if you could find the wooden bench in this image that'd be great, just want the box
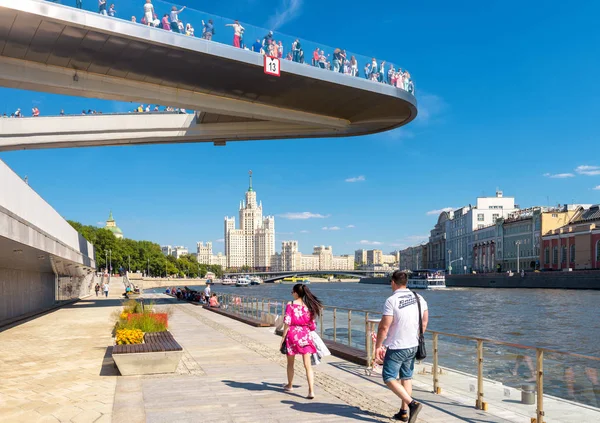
[202,305,273,327]
[112,331,183,354]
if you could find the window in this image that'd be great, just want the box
[570,244,575,263]
[553,247,558,264]
[561,246,567,264]
[478,224,484,229]
[492,213,499,222]
[477,213,484,221]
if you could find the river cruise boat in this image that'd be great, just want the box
[222,277,236,286]
[250,276,263,285]
[235,277,251,287]
[407,270,446,289]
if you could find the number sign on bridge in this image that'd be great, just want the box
[264,56,280,77]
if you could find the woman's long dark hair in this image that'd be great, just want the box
[293,284,322,317]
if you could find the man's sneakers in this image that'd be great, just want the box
[408,400,423,423]
[391,408,408,422]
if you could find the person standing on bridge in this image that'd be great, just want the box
[280,284,322,399]
[143,0,155,27]
[375,270,428,422]
[169,5,186,33]
[98,0,107,16]
[76,0,83,9]
[225,20,244,48]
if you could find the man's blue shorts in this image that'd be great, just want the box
[382,347,418,383]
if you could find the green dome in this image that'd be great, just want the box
[107,226,123,234]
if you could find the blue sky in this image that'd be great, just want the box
[1,0,600,255]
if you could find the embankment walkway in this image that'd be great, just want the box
[1,292,593,422]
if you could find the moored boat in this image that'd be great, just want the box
[407,270,446,289]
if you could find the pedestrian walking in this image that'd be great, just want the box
[280,284,322,399]
[375,270,428,422]
[76,0,83,8]
[94,283,100,297]
[103,283,109,298]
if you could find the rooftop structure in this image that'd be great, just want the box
[104,211,123,239]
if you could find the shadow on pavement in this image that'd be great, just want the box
[280,400,384,422]
[100,345,120,377]
[221,380,305,399]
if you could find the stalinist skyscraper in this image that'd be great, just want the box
[224,171,275,270]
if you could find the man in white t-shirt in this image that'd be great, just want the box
[203,284,211,303]
[375,270,428,423]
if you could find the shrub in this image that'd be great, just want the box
[116,328,144,345]
[119,313,167,333]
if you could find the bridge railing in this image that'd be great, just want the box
[41,0,415,95]
[215,291,600,422]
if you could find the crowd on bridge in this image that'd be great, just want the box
[51,0,415,94]
[2,105,189,118]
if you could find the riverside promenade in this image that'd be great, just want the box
[1,290,594,422]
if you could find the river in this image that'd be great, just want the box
[160,282,600,357]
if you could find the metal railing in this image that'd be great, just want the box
[214,291,600,422]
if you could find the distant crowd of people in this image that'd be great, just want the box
[166,285,220,307]
[2,105,189,118]
[52,0,415,94]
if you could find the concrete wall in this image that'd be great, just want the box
[0,268,55,322]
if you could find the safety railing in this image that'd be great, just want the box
[214,291,600,422]
[41,0,415,94]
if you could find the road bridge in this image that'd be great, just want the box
[225,270,393,283]
[0,0,417,150]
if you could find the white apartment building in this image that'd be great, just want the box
[272,242,353,271]
[197,241,213,264]
[161,245,173,256]
[172,246,188,259]
[223,174,275,270]
[445,191,518,274]
[354,249,367,265]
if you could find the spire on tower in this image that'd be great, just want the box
[248,170,253,192]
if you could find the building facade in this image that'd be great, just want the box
[471,224,497,273]
[105,211,124,239]
[272,242,353,272]
[428,211,450,270]
[366,249,383,265]
[398,244,427,270]
[541,205,600,270]
[446,191,518,274]
[161,245,173,256]
[172,246,188,259]
[354,249,367,266]
[220,173,275,270]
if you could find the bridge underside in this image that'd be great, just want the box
[0,1,417,147]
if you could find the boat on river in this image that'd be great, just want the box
[408,270,446,289]
[282,276,310,284]
[235,276,250,287]
[250,276,263,285]
[222,277,236,286]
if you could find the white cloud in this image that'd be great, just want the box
[543,173,575,179]
[322,226,341,231]
[96,221,104,226]
[345,175,366,183]
[267,0,303,30]
[278,212,329,220]
[299,230,309,233]
[426,207,453,216]
[276,232,295,235]
[215,238,224,243]
[358,240,382,246]
[576,165,600,176]
[593,186,600,191]
[346,224,355,228]
[389,243,406,248]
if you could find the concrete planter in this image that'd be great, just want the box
[112,350,183,376]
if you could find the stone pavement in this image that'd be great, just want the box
[0,279,124,423]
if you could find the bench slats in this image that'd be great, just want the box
[113,331,182,354]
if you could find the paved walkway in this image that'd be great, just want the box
[2,291,597,422]
[0,279,124,422]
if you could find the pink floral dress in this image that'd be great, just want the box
[284,303,316,356]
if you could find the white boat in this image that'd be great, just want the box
[222,278,236,286]
[235,277,250,287]
[250,276,263,285]
[407,270,446,289]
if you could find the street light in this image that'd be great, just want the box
[147,258,150,277]
[105,250,108,274]
[515,240,521,273]
[449,257,463,274]
[447,249,452,274]
[109,249,112,276]
[128,255,131,273]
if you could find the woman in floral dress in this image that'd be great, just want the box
[281,284,322,399]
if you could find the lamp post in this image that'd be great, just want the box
[105,250,108,274]
[109,249,112,275]
[128,255,131,273]
[448,249,452,275]
[147,258,150,277]
[516,240,521,273]
[450,257,463,272]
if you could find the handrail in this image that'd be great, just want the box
[216,291,600,362]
